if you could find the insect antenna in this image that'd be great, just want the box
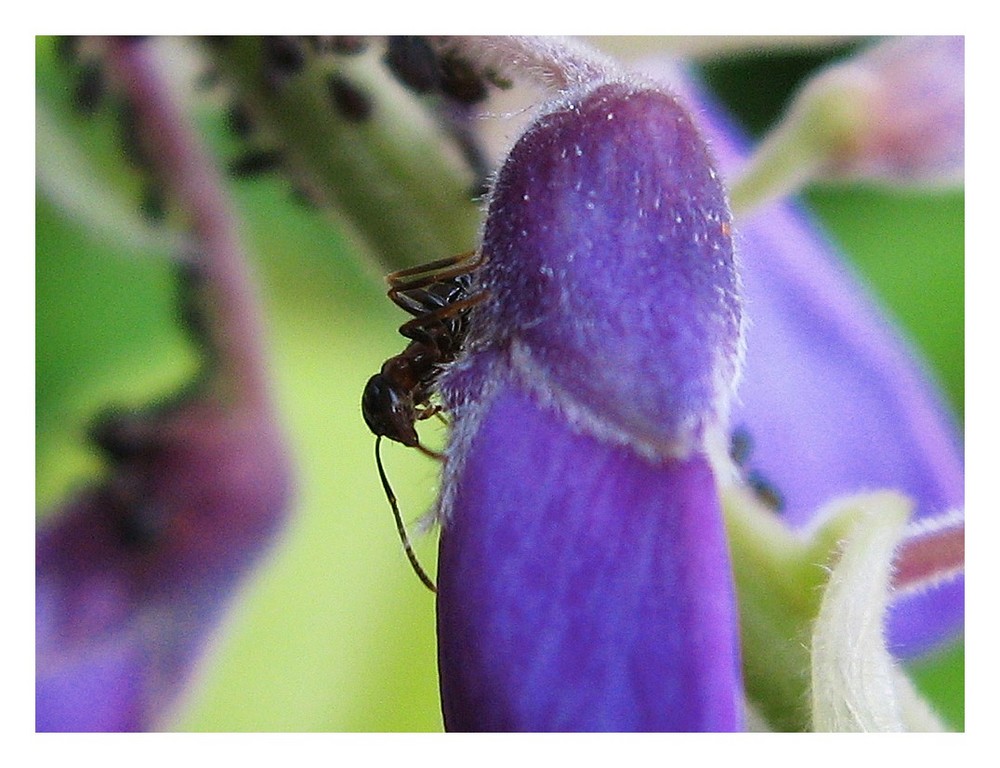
[374,435,438,593]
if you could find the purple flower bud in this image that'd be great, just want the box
[436,81,744,731]
[36,397,292,731]
[458,81,742,457]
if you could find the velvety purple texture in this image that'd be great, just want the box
[473,81,740,452]
[36,399,291,731]
[435,81,744,731]
[437,385,742,732]
[663,74,964,658]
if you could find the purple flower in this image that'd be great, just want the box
[435,80,745,731]
[431,44,963,731]
[37,35,962,732]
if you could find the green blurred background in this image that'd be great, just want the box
[35,37,964,731]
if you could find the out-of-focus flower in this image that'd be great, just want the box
[36,39,293,731]
[36,390,291,731]
[729,36,964,212]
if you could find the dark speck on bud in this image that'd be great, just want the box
[262,36,306,77]
[747,471,785,512]
[728,426,754,467]
[139,182,166,222]
[225,102,256,139]
[72,63,105,116]
[728,426,785,512]
[89,407,162,463]
[55,35,81,65]
[326,74,373,122]
[115,100,148,170]
[383,36,439,93]
[439,53,489,105]
[174,261,212,352]
[228,148,284,179]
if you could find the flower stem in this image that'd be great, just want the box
[207,37,481,273]
[103,38,277,411]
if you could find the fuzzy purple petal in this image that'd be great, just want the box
[437,384,742,731]
[470,81,740,455]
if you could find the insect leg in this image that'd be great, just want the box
[385,249,476,286]
[396,291,490,344]
[387,250,485,295]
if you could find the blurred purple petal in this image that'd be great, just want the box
[655,68,964,658]
[437,383,742,731]
[731,203,964,530]
[36,398,292,731]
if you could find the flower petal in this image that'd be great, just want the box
[651,68,964,658]
[437,383,743,731]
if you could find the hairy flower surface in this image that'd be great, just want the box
[435,80,744,731]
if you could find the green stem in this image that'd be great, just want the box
[210,38,481,272]
[728,131,823,215]
[728,72,869,215]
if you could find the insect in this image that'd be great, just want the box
[362,250,488,593]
